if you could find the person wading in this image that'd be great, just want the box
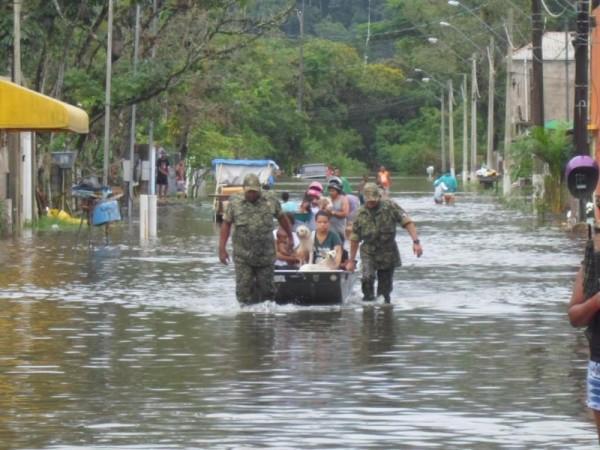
[346,182,423,303]
[219,173,293,304]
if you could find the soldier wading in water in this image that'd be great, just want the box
[219,173,293,305]
[346,182,423,303]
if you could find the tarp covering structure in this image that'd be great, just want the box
[0,79,89,133]
[212,159,279,186]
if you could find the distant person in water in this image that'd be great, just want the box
[377,166,391,197]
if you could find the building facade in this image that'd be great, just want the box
[510,31,575,132]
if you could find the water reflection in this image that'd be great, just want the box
[0,182,597,448]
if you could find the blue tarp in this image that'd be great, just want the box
[211,159,279,169]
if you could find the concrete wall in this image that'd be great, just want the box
[511,59,574,128]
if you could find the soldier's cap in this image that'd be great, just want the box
[363,182,381,201]
[243,173,261,192]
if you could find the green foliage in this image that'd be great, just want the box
[2,0,539,180]
[509,126,573,212]
[374,108,441,174]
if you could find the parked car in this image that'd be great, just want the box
[295,163,328,180]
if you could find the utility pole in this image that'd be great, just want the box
[486,37,495,170]
[565,18,570,121]
[103,0,114,186]
[531,0,544,127]
[149,0,157,197]
[441,92,446,173]
[448,79,455,177]
[296,0,305,113]
[574,0,589,154]
[9,0,22,230]
[128,4,141,221]
[470,54,478,181]
[503,9,514,196]
[145,0,159,240]
[573,0,590,221]
[363,0,371,69]
[462,74,469,183]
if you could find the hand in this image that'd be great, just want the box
[413,242,423,258]
[346,260,355,272]
[219,248,230,265]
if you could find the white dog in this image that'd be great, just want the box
[295,224,313,264]
[298,249,338,272]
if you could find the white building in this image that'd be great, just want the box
[510,31,574,131]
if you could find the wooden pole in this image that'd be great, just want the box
[441,92,446,173]
[296,0,305,113]
[470,54,478,180]
[448,79,455,177]
[462,74,469,183]
[574,0,589,154]
[486,37,495,169]
[531,0,545,127]
[503,9,514,196]
[128,4,141,220]
[103,0,114,186]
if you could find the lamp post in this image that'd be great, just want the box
[427,36,471,64]
[415,69,450,173]
[439,21,483,53]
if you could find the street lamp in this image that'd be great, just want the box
[439,21,484,54]
[427,35,470,63]
[448,0,507,45]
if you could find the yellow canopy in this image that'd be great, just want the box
[0,79,89,133]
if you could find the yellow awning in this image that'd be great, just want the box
[0,79,89,133]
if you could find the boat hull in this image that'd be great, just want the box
[273,270,358,305]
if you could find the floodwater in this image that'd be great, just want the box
[0,177,595,449]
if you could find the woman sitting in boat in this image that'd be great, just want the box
[312,210,343,268]
[273,214,302,269]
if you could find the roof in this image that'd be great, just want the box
[211,159,279,169]
[512,31,574,62]
[0,79,89,133]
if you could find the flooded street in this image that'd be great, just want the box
[0,178,595,449]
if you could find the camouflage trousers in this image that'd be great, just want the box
[361,255,394,301]
[234,261,274,305]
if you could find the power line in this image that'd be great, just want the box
[540,0,569,17]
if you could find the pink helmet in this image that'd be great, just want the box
[308,181,323,192]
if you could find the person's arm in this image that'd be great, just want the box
[346,240,359,272]
[334,244,343,267]
[404,222,423,258]
[332,196,350,219]
[219,221,232,264]
[277,213,294,244]
[393,202,422,258]
[276,241,299,263]
[568,267,600,327]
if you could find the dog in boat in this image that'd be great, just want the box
[295,225,313,264]
[298,249,338,272]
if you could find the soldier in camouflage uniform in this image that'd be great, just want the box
[346,182,423,303]
[219,173,293,305]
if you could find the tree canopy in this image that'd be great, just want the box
[1,0,561,176]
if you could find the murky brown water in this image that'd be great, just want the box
[0,177,595,449]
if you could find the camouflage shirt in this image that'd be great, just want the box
[350,199,412,269]
[223,193,282,266]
